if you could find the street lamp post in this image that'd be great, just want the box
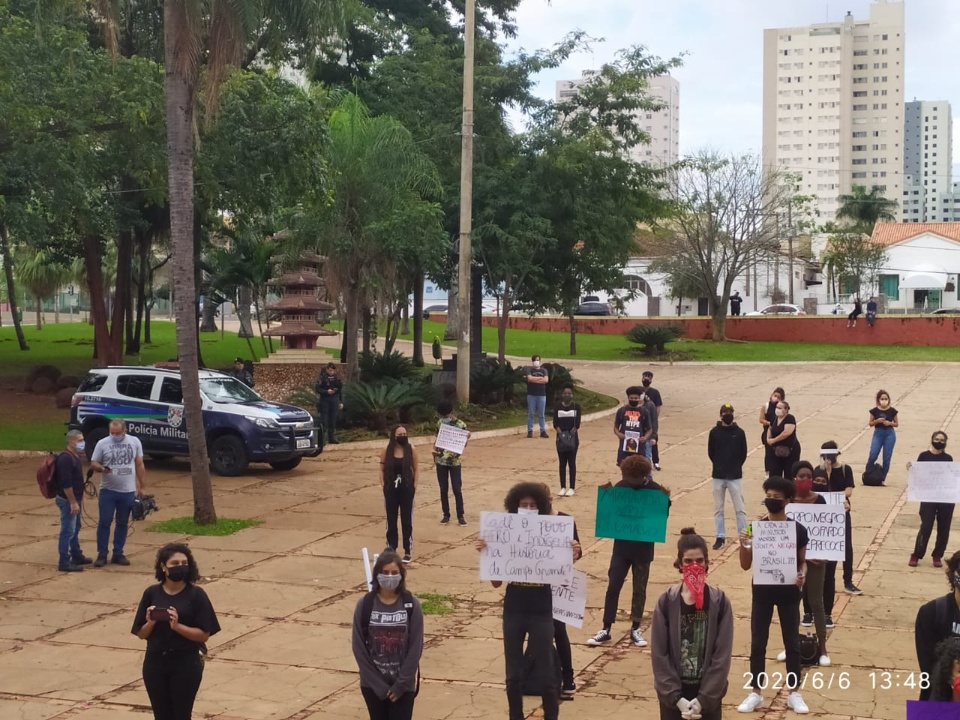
[456,0,476,404]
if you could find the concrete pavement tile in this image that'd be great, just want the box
[295,533,447,560]
[419,636,504,684]
[291,590,365,624]
[183,528,326,553]
[0,538,67,565]
[191,494,309,518]
[179,549,274,578]
[0,643,141,700]
[0,561,61,593]
[0,598,117,641]
[0,699,72,720]
[8,565,147,604]
[231,554,361,589]
[299,684,508,720]
[427,543,483,569]
[201,577,339,617]
[825,626,916,670]
[0,514,62,537]
[216,622,354,671]
[0,494,51,514]
[66,707,155,720]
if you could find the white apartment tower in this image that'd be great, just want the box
[903,101,956,222]
[556,72,680,166]
[762,0,905,221]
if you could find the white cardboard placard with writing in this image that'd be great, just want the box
[786,503,845,561]
[479,511,573,584]
[435,423,469,455]
[552,569,587,628]
[907,462,960,503]
[752,520,798,586]
[821,491,846,507]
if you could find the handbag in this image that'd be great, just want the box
[556,430,578,453]
[799,633,820,666]
[773,443,792,458]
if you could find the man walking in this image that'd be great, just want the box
[90,420,146,567]
[707,403,748,550]
[55,430,92,572]
[525,354,549,438]
[315,362,344,445]
[641,371,663,470]
[228,357,254,387]
[730,291,742,317]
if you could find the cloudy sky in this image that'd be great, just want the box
[505,0,960,164]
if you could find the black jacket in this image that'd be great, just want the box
[708,422,748,480]
[316,373,343,402]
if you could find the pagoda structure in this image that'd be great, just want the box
[263,253,336,350]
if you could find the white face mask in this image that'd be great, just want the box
[775,409,785,418]
[532,361,541,369]
[518,507,539,515]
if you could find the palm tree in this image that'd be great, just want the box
[835,185,899,231]
[15,250,69,330]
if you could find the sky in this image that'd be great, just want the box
[505,0,960,166]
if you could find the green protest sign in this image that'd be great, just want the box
[595,486,669,543]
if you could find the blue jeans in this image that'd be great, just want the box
[97,488,136,558]
[712,478,747,538]
[56,495,83,566]
[867,427,896,479]
[527,395,547,433]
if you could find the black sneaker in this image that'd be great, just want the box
[844,583,863,595]
[587,628,612,646]
[58,563,83,572]
[712,537,725,550]
[111,555,130,566]
[458,517,467,526]
[93,555,107,568]
[440,515,451,524]
[561,681,577,699]
[71,555,93,565]
[825,615,835,629]
[402,554,412,564]
[801,613,813,627]
[540,431,549,439]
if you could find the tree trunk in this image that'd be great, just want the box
[82,235,117,365]
[709,302,726,342]
[400,303,409,336]
[361,305,372,355]
[0,224,28,350]
[237,285,254,337]
[200,300,217,332]
[130,230,148,354]
[34,294,42,330]
[497,281,511,364]
[345,284,361,381]
[111,227,133,361]
[444,270,458,340]
[568,313,577,355]
[412,269,424,366]
[384,304,401,353]
[164,4,216,525]
[254,297,269,354]
[54,293,60,324]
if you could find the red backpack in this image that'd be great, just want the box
[37,452,61,499]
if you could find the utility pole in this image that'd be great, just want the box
[456,0,476,404]
[786,202,795,304]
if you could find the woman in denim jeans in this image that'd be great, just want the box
[866,389,898,481]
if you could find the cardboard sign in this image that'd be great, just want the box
[752,520,798,586]
[552,569,587,628]
[907,462,960,503]
[595,486,669,543]
[479,511,573,583]
[786,504,845,561]
[622,431,642,454]
[435,423,469,455]
[820,492,846,507]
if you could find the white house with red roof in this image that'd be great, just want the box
[869,223,960,312]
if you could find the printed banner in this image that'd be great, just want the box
[595,486,669,543]
[478,511,573,583]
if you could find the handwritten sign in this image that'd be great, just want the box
[752,520,798,586]
[786,504,845,561]
[479,511,573,583]
[907,700,960,720]
[907,462,960,503]
[820,492,846,507]
[595,486,669,543]
[435,423,469,455]
[552,569,587,628]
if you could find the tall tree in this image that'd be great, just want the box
[836,184,899,231]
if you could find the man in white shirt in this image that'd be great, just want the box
[90,420,146,567]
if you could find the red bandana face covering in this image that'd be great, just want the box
[953,675,960,701]
[682,563,707,609]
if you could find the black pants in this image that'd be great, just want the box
[384,483,415,554]
[914,502,956,559]
[503,612,559,720]
[651,441,660,465]
[750,585,802,690]
[602,553,650,627]
[553,619,573,686]
[436,465,464,519]
[318,397,339,443]
[558,449,578,490]
[360,685,416,720]
[767,442,800,479]
[142,651,204,720]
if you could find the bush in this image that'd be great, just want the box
[344,379,434,431]
[625,324,684,355]
[470,358,523,405]
[359,350,420,383]
[543,362,580,402]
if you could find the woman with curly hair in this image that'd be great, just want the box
[132,543,220,720]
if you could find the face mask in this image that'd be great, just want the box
[763,498,785,514]
[879,399,890,408]
[518,507,539,515]
[681,563,707,610]
[377,573,401,590]
[532,361,541,369]
[110,434,124,443]
[721,414,734,425]
[642,379,652,386]
[775,409,785,418]
[795,479,813,495]
[75,441,86,452]
[953,675,960,699]
[628,400,640,407]
[933,440,947,451]
[395,436,408,446]
[561,395,573,403]
[166,564,190,583]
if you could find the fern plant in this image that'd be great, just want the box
[625,324,683,355]
[470,359,523,405]
[344,379,432,431]
[359,350,420,383]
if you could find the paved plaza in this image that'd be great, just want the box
[1,360,957,720]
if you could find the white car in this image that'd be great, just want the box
[746,304,807,316]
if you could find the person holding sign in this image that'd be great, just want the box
[587,455,669,649]
[865,389,899,483]
[915,549,960,700]
[475,482,561,720]
[380,426,419,564]
[552,384,582,497]
[433,400,470,526]
[614,387,653,467]
[651,528,734,720]
[815,441,860,599]
[910,431,954,568]
[737,477,810,715]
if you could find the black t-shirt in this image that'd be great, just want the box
[132,583,221,656]
[814,464,855,494]
[643,386,663,408]
[918,451,954,463]
[870,407,898,423]
[504,583,552,616]
[615,405,649,435]
[55,451,84,500]
[525,367,548,397]
[680,592,711,684]
[770,414,797,442]
[552,403,582,432]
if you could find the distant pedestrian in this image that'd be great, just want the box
[642,371,664,470]
[91,420,146,567]
[915,549,960,700]
[614,387,653,467]
[315,363,343,445]
[227,358,254,388]
[910,431,954,568]
[433,400,469,526]
[759,387,786,479]
[866,297,878,327]
[765,399,800,480]
[866,389,898,482]
[380,426,418,564]
[707,403,748,550]
[525,355,550,439]
[54,430,92,572]
[847,296,862,327]
[730,291,742,317]
[552,383,582,497]
[352,549,424,720]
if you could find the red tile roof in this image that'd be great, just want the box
[870,222,960,247]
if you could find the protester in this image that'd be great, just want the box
[588,455,669,649]
[227,357,254,387]
[640,388,660,464]
[132,543,220,720]
[352,549,424,720]
[929,636,960,701]
[813,440,859,612]
[730,291,742,317]
[433,400,469,525]
[525,355,550,438]
[614,387,653,467]
[551,384,582,497]
[315,362,344,445]
[380,426,418,564]
[707,403,748,550]
[759,388,786,479]
[476,482,560,720]
[642,371,664,470]
[866,389,898,483]
[651,528,734,720]
[54,430,92,572]
[90,419,146,567]
[910,431,954,568]
[915,549,960,700]
[847,296,862,328]
[737,476,810,714]
[765,399,801,480]
[865,297,878,327]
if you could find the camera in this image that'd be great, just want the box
[132,494,159,521]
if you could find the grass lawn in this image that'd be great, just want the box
[148,517,263,536]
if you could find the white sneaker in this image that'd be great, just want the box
[787,692,809,714]
[737,692,763,713]
[819,654,831,667]
[566,488,575,497]
[776,649,787,661]
[558,488,569,497]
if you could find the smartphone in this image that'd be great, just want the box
[151,607,171,622]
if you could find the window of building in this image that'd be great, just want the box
[852,145,867,151]
[853,104,867,111]
[853,159,867,165]
[879,275,899,300]
[854,49,867,56]
[852,77,867,84]
[852,131,867,138]
[853,172,867,178]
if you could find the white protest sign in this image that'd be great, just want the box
[752,520,798,586]
[907,462,960,503]
[362,547,373,591]
[479,511,574,583]
[622,431,642,454]
[552,569,587,628]
[786,503,846,561]
[821,492,846,507]
[436,423,469,455]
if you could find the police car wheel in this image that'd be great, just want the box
[209,435,248,476]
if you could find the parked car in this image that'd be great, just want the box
[577,296,612,316]
[423,304,448,319]
[69,366,321,476]
[930,307,960,315]
[746,304,807,316]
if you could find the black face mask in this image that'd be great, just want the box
[396,436,408,446]
[721,414,734,425]
[763,498,785,514]
[628,400,640,407]
[933,441,947,451]
[167,564,190,583]
[642,379,652,386]
[561,396,573,404]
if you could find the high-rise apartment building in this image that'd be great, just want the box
[762,0,905,221]
[903,101,957,222]
[555,72,680,166]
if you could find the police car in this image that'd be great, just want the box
[69,366,321,476]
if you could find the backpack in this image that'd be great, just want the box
[862,462,886,486]
[798,632,819,666]
[37,452,62,499]
[359,590,421,696]
[521,643,562,696]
